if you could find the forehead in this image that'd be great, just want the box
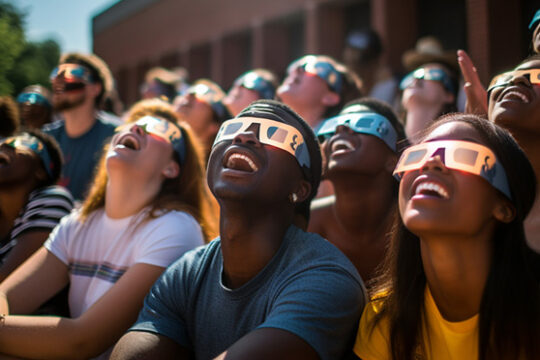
[515,59,540,71]
[424,121,484,144]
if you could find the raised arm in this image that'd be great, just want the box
[457,49,488,116]
[0,259,166,359]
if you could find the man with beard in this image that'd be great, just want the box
[44,52,120,201]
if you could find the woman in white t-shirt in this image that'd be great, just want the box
[0,99,217,359]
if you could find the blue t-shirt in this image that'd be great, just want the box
[43,112,120,200]
[130,225,367,360]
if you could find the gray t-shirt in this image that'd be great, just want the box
[130,225,367,360]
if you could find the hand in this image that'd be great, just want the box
[457,50,488,116]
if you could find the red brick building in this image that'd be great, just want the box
[93,0,537,107]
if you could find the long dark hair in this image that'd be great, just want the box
[369,113,540,360]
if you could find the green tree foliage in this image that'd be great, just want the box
[0,1,60,96]
[0,1,24,95]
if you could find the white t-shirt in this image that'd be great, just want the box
[45,208,204,318]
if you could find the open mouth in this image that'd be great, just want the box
[501,89,530,104]
[224,151,259,172]
[115,134,140,151]
[331,139,355,154]
[414,181,449,199]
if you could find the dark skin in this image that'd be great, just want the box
[488,59,540,252]
[309,124,397,284]
[111,122,319,360]
[0,144,49,282]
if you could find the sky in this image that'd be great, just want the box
[14,0,122,53]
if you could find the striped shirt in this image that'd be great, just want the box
[0,185,74,264]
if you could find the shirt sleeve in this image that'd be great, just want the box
[134,211,204,268]
[43,212,77,265]
[353,300,391,360]
[129,248,203,348]
[12,186,74,237]
[258,266,366,360]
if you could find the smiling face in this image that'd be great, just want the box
[398,121,508,238]
[207,120,306,206]
[488,59,540,135]
[107,118,179,183]
[322,125,395,179]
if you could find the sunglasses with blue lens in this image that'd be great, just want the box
[16,92,51,108]
[3,134,54,179]
[400,68,455,94]
[289,56,343,94]
[317,111,398,152]
[50,64,95,83]
[235,72,276,100]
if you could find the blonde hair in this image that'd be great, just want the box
[80,99,218,242]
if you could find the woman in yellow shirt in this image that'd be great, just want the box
[354,113,540,360]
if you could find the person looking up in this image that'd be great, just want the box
[0,99,212,359]
[44,52,121,201]
[309,98,406,284]
[400,37,459,144]
[278,54,362,131]
[0,129,73,282]
[174,79,231,158]
[354,114,539,360]
[16,85,53,130]
[223,68,278,116]
[140,67,181,103]
[487,54,540,254]
[111,99,366,360]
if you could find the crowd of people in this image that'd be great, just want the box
[0,8,538,360]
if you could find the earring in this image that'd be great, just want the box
[289,193,298,203]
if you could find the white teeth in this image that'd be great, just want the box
[504,91,530,103]
[331,139,354,153]
[227,153,258,172]
[415,182,449,199]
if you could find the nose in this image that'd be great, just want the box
[232,124,261,147]
[335,124,353,134]
[131,124,145,136]
[510,73,532,87]
[420,154,448,173]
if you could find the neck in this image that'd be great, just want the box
[420,231,492,321]
[290,103,325,129]
[405,105,441,144]
[218,201,293,289]
[0,185,35,238]
[331,172,395,235]
[104,172,161,219]
[513,131,540,252]
[62,102,97,138]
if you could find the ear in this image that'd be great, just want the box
[321,91,340,107]
[493,200,516,224]
[292,179,312,203]
[162,160,180,179]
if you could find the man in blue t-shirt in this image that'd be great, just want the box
[44,52,120,201]
[111,100,367,360]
